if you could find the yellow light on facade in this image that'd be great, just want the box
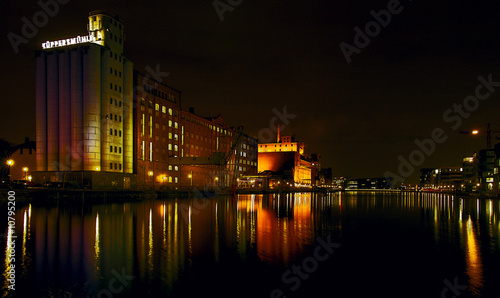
[148,171,154,176]
[188,174,192,178]
[95,166,100,171]
[27,176,32,181]
[6,159,14,166]
[23,167,28,172]
[472,130,479,135]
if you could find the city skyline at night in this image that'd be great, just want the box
[2,1,500,184]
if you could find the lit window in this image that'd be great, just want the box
[149,116,153,138]
[169,120,172,127]
[169,108,172,115]
[169,176,172,183]
[150,142,153,161]
[155,103,159,111]
[141,141,145,161]
[174,122,178,129]
[162,106,166,113]
[175,177,178,183]
[141,114,145,136]
[168,144,172,150]
[174,166,178,171]
[174,145,178,151]
[169,133,172,139]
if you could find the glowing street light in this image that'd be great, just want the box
[471,130,479,135]
[188,171,193,187]
[23,167,28,180]
[6,159,14,181]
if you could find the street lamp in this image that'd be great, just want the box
[148,171,154,189]
[188,170,193,187]
[23,167,28,180]
[460,123,500,149]
[6,159,14,181]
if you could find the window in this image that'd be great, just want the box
[168,165,173,171]
[110,83,113,89]
[168,144,172,150]
[141,114,145,136]
[119,86,121,93]
[169,133,172,139]
[149,116,153,137]
[110,67,113,74]
[174,122,178,129]
[162,106,166,113]
[119,147,122,153]
[174,134,178,141]
[174,166,178,171]
[174,177,178,184]
[169,176,172,183]
[115,99,117,106]
[168,108,172,115]
[119,116,121,122]
[155,103,159,111]
[110,51,113,58]
[110,146,113,153]
[141,141,145,161]
[149,142,153,162]
[115,115,117,121]
[110,113,113,120]
[110,98,113,104]
[119,71,121,78]
[110,128,113,135]
[114,163,117,169]
[119,164,121,170]
[114,69,117,76]
[114,129,117,136]
[119,130,122,137]
[174,145,178,152]
[119,101,122,107]
[110,163,113,170]
[114,85,117,91]
[169,120,172,127]
[114,146,117,153]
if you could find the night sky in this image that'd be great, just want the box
[1,0,500,184]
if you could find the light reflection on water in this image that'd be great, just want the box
[2,192,500,297]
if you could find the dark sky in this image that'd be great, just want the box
[1,0,500,184]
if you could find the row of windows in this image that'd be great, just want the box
[110,98,122,107]
[109,113,121,122]
[109,51,122,62]
[109,67,122,78]
[182,115,233,136]
[110,83,122,93]
[142,99,175,116]
[110,163,122,170]
[108,32,122,44]
[110,146,122,154]
[110,129,122,137]
[143,85,177,103]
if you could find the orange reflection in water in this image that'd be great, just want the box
[256,194,313,265]
[465,216,484,295]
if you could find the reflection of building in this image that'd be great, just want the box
[257,127,319,187]
[33,11,136,189]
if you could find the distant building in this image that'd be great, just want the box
[419,168,435,189]
[346,177,390,189]
[257,128,319,187]
[461,156,478,192]
[477,149,495,192]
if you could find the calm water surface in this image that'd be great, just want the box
[2,192,500,297]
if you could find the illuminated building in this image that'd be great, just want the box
[461,157,478,192]
[33,11,135,189]
[134,71,182,189]
[257,127,318,187]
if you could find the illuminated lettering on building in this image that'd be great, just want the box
[41,34,98,49]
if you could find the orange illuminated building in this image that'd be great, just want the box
[258,128,320,186]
